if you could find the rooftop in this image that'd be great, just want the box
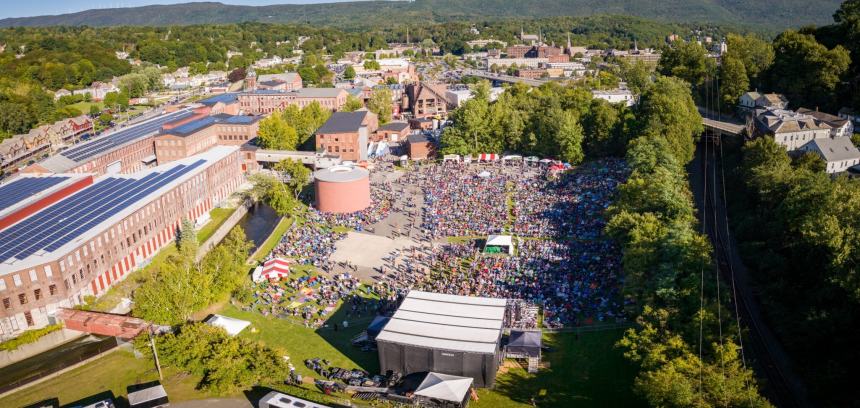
[198,93,239,106]
[40,108,195,172]
[313,165,369,183]
[0,174,91,219]
[809,137,860,162]
[375,290,506,354]
[0,146,239,274]
[161,114,260,137]
[316,111,369,134]
[379,121,410,132]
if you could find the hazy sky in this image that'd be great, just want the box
[0,1,367,19]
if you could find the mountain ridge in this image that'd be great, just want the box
[0,0,843,30]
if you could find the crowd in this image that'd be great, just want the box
[254,157,628,329]
[246,272,367,328]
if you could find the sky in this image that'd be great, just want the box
[0,0,368,19]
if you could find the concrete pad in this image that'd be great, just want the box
[329,231,419,281]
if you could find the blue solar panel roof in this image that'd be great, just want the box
[0,177,69,213]
[60,110,194,163]
[199,93,238,106]
[0,160,206,263]
[170,117,217,136]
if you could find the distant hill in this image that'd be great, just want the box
[0,0,844,30]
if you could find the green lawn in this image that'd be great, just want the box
[197,207,237,244]
[0,349,209,408]
[218,302,379,378]
[475,330,644,408]
[68,101,105,114]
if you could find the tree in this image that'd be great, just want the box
[363,60,381,70]
[273,158,311,199]
[768,30,850,110]
[342,94,363,112]
[343,65,356,80]
[554,109,585,164]
[724,33,774,87]
[636,76,704,164]
[98,112,113,126]
[367,88,393,124]
[257,114,298,150]
[583,99,621,157]
[227,67,246,83]
[657,41,714,87]
[619,59,653,95]
[88,104,101,116]
[719,55,749,109]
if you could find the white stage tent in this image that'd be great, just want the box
[485,234,514,255]
[414,372,474,404]
[205,314,251,336]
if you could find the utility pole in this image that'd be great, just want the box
[149,326,163,380]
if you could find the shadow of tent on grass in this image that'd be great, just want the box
[311,300,381,374]
[490,330,646,408]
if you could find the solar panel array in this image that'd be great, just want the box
[60,110,194,163]
[0,177,70,212]
[171,117,216,136]
[0,160,206,263]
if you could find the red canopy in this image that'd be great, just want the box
[261,258,290,280]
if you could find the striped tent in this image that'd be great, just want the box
[253,258,291,282]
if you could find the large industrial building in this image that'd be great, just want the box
[375,290,507,387]
[0,146,243,337]
[313,165,370,214]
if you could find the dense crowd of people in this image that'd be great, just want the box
[255,158,628,329]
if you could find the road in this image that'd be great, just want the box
[690,136,811,407]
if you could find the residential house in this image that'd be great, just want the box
[592,89,635,107]
[797,108,854,138]
[755,109,831,151]
[72,82,118,102]
[315,110,379,161]
[403,83,451,118]
[838,107,860,130]
[53,89,72,101]
[800,136,860,174]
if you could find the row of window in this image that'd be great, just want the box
[2,285,58,310]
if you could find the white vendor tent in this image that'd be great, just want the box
[205,314,251,336]
[477,170,491,179]
[443,154,461,162]
[253,258,291,282]
[485,235,514,255]
[414,372,474,404]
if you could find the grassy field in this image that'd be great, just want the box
[197,207,237,243]
[68,101,104,114]
[250,216,293,262]
[475,329,644,408]
[0,349,210,408]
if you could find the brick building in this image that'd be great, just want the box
[154,114,261,165]
[238,88,348,115]
[315,110,379,161]
[374,122,411,142]
[0,146,244,337]
[407,133,435,160]
[403,83,450,119]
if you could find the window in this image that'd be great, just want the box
[0,279,5,291]
[2,298,9,309]
[29,270,37,282]
[13,275,21,287]
[18,293,27,305]
[34,289,42,301]
[45,265,53,278]
[49,285,57,296]
[24,312,33,327]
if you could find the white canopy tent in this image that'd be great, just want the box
[477,170,491,179]
[443,154,461,162]
[485,234,514,255]
[502,155,523,164]
[205,314,251,336]
[414,372,474,404]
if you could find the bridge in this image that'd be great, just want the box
[254,149,341,169]
[699,107,746,137]
[462,69,550,87]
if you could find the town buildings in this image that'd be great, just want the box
[0,146,244,337]
[755,108,832,151]
[800,137,860,174]
[797,108,855,138]
[154,114,261,165]
[592,89,636,107]
[237,88,349,115]
[0,116,93,173]
[315,110,379,161]
[403,83,451,118]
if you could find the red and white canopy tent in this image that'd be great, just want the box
[253,258,291,282]
[478,153,499,162]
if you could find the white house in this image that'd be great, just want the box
[801,137,860,174]
[739,91,762,110]
[755,109,832,151]
[592,89,635,107]
[797,108,855,139]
